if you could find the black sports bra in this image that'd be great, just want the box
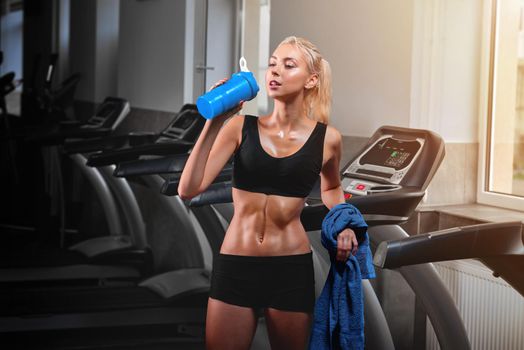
[232,115,327,198]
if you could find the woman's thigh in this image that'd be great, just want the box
[206,297,258,350]
[264,308,312,350]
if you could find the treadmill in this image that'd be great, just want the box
[77,125,524,350]
[373,221,524,349]
[374,221,524,296]
[146,124,454,349]
[64,104,213,274]
[1,103,217,292]
[78,103,202,167]
[155,124,523,350]
[306,126,521,349]
[4,123,506,350]
[185,125,491,350]
[0,106,225,349]
[0,98,148,285]
[6,96,133,249]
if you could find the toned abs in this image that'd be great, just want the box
[220,188,311,256]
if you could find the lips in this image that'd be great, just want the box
[269,80,281,86]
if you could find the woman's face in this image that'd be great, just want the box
[265,43,316,100]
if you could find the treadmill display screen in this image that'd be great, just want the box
[98,103,115,118]
[360,138,421,170]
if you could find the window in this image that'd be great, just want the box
[479,0,524,210]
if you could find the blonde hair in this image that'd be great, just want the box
[278,36,332,124]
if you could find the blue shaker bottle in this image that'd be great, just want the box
[196,57,259,119]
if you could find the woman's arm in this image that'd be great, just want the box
[177,108,243,200]
[320,126,358,261]
[320,126,346,208]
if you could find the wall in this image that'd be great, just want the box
[206,0,236,88]
[410,0,482,143]
[270,0,482,143]
[69,0,119,109]
[270,0,484,205]
[94,0,119,103]
[270,0,414,137]
[410,0,483,205]
[117,0,186,112]
[69,0,96,102]
[57,0,70,86]
[183,0,195,105]
[19,0,58,119]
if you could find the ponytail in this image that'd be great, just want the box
[307,58,332,124]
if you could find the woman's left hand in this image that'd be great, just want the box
[336,228,358,262]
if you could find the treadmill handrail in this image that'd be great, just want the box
[368,225,471,350]
[25,125,113,144]
[63,131,158,155]
[301,189,426,231]
[373,221,524,269]
[178,179,425,230]
[182,181,233,206]
[114,154,189,177]
[373,221,524,297]
[161,166,233,197]
[63,134,138,154]
[86,140,194,167]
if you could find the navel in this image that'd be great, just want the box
[257,232,265,244]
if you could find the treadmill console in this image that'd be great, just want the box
[342,135,425,196]
[81,97,130,131]
[157,106,204,143]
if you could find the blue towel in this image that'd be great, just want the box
[309,203,376,350]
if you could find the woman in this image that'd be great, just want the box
[178,36,358,350]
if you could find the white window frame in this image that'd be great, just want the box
[477,0,524,211]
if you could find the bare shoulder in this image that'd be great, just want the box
[223,114,245,128]
[324,125,342,151]
[321,125,342,167]
[217,114,245,146]
[220,114,245,134]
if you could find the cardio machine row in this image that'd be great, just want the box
[2,95,523,350]
[1,99,231,348]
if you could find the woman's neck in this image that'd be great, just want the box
[269,98,308,127]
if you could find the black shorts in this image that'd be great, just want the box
[209,252,315,313]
